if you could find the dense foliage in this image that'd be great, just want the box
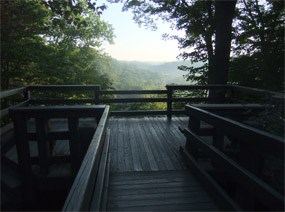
[1,0,114,89]
[230,0,284,91]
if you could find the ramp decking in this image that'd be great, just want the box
[108,170,219,211]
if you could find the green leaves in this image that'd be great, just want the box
[1,0,114,89]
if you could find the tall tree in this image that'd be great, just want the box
[213,0,237,84]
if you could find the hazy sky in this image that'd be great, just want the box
[98,1,182,62]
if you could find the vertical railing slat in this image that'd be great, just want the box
[68,117,80,176]
[13,115,35,203]
[94,85,101,104]
[35,118,50,176]
[166,86,173,119]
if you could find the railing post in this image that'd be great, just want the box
[166,85,173,119]
[68,117,80,177]
[36,118,50,177]
[94,85,101,104]
[187,116,200,160]
[12,114,35,204]
[23,87,31,101]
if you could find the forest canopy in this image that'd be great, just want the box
[1,0,284,92]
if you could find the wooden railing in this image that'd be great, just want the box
[1,84,282,158]
[1,84,283,210]
[62,105,110,211]
[180,105,284,211]
[1,84,282,121]
[9,105,109,206]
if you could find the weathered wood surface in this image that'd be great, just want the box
[62,105,109,211]
[0,87,28,99]
[4,119,71,177]
[109,116,188,172]
[182,105,285,211]
[107,170,220,211]
[185,105,284,156]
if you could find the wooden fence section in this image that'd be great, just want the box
[1,84,282,120]
[1,84,282,158]
[180,105,284,211]
[62,105,110,211]
[9,105,108,207]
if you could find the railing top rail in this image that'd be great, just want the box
[62,105,109,211]
[9,105,106,118]
[100,90,167,95]
[28,85,101,91]
[185,105,284,147]
[230,85,284,98]
[166,84,232,90]
[0,87,28,99]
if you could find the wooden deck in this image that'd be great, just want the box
[109,116,188,172]
[105,116,220,211]
[108,170,219,211]
[3,116,221,211]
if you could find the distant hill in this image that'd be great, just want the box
[106,59,202,89]
[121,60,195,75]
[119,60,203,85]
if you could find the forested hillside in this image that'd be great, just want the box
[111,60,190,88]
[108,60,165,90]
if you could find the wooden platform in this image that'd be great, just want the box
[107,170,219,211]
[3,116,222,211]
[104,116,221,211]
[108,116,188,172]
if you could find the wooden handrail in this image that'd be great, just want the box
[27,85,101,91]
[10,105,109,206]
[181,128,284,211]
[185,105,284,154]
[230,85,284,98]
[182,105,284,210]
[1,84,282,122]
[166,84,231,90]
[0,87,28,99]
[100,90,167,95]
[62,106,110,211]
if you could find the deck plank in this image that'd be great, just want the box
[107,170,219,211]
[126,118,143,171]
[109,116,188,172]
[123,118,134,172]
[136,118,159,171]
[144,117,174,170]
[131,118,151,171]
[117,118,126,172]
[151,117,187,169]
[140,118,168,170]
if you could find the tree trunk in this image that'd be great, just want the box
[209,0,237,101]
[205,0,215,85]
